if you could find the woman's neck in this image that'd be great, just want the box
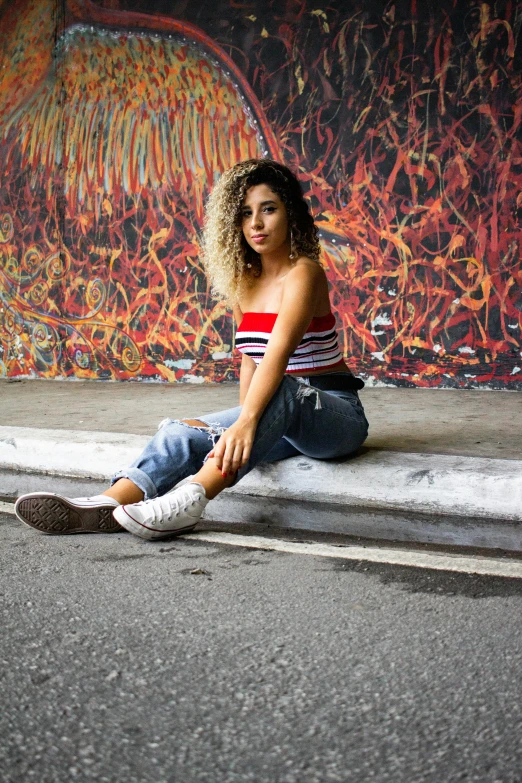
[259,250,294,281]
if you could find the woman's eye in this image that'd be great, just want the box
[263,207,275,213]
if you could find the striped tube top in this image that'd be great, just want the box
[235,312,343,373]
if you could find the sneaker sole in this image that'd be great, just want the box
[112,505,197,541]
[14,493,121,534]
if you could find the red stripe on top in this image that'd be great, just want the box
[238,312,336,332]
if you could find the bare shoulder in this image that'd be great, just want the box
[286,256,325,283]
[236,274,257,313]
[283,257,328,296]
[282,257,330,315]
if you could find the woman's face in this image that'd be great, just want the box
[241,183,289,256]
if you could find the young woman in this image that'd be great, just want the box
[15,159,368,540]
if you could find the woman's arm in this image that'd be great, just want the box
[232,304,257,403]
[212,263,322,476]
[239,262,321,424]
[239,353,257,404]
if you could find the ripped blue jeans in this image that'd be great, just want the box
[111,373,369,499]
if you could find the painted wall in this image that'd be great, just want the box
[1,0,521,387]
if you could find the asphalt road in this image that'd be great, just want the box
[1,511,521,783]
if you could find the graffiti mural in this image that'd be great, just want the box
[1,0,521,387]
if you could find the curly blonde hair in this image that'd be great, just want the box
[201,159,321,304]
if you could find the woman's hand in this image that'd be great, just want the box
[208,417,257,477]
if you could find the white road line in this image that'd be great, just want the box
[182,532,522,579]
[2,501,521,578]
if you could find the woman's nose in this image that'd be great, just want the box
[251,212,263,228]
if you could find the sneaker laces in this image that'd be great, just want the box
[141,486,202,525]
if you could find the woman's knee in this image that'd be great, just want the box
[147,418,212,459]
[155,418,230,455]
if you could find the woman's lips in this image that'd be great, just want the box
[252,235,268,244]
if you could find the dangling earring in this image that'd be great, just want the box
[246,263,252,268]
[289,229,296,260]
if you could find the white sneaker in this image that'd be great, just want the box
[112,482,208,540]
[14,492,121,534]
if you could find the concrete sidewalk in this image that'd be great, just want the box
[1,379,522,552]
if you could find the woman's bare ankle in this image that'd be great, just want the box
[102,479,144,505]
[192,458,235,500]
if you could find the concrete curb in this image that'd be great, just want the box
[1,425,521,551]
[0,426,149,481]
